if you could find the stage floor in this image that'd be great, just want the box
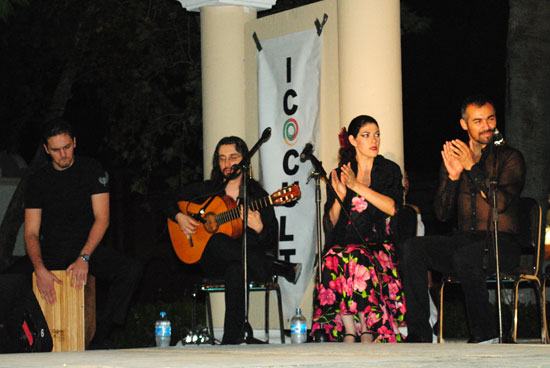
[1,341,549,368]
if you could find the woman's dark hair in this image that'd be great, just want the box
[338,115,379,166]
[210,136,249,182]
[42,118,74,145]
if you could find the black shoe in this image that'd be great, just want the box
[272,260,302,284]
[404,333,431,343]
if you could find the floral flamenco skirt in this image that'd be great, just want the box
[311,242,406,343]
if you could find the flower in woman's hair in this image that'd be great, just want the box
[338,128,352,150]
[351,196,368,213]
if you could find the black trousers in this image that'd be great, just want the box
[7,246,142,327]
[398,231,520,341]
[200,233,270,344]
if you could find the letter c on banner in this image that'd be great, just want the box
[283,149,299,175]
[283,89,298,115]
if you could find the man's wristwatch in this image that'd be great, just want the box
[79,254,90,262]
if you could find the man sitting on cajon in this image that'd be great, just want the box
[10,118,142,349]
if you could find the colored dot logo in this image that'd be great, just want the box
[283,118,299,146]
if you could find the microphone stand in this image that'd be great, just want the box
[306,169,323,283]
[489,142,503,343]
[232,129,271,344]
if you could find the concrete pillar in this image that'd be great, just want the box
[178,0,276,178]
[337,0,404,168]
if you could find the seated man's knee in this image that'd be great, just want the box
[399,237,418,262]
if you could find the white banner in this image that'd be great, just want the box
[257,28,322,320]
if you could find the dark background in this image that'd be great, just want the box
[0,0,519,344]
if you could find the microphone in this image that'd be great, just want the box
[492,128,504,146]
[300,143,314,162]
[260,127,272,143]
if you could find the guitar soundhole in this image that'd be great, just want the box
[203,213,218,234]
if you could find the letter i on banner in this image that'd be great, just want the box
[257,28,322,319]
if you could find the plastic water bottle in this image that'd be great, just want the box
[290,308,307,344]
[155,311,171,347]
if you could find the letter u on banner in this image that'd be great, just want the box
[257,28,322,320]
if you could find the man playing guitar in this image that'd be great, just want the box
[164,136,301,345]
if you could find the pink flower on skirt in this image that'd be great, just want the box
[342,277,354,296]
[376,251,392,271]
[351,196,368,213]
[349,301,358,314]
[368,290,380,306]
[319,285,336,306]
[367,312,380,327]
[388,281,399,300]
[324,255,339,272]
[313,308,322,319]
[353,264,370,292]
[369,268,379,285]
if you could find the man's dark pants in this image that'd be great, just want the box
[399,232,520,341]
[200,233,270,344]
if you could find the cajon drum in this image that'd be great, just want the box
[32,270,96,352]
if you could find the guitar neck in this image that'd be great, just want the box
[222,195,274,224]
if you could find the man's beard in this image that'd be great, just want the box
[223,166,241,180]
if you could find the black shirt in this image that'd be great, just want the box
[434,144,525,234]
[25,156,109,256]
[323,155,404,250]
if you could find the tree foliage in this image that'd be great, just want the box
[0,0,204,194]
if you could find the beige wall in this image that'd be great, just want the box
[337,0,404,167]
[200,6,257,179]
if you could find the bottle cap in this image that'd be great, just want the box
[296,308,301,314]
[160,311,166,318]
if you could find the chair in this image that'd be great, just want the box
[438,197,547,343]
[192,274,285,344]
[398,204,420,241]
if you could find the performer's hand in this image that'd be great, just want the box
[241,206,263,234]
[449,139,475,171]
[67,258,89,290]
[35,267,62,305]
[331,169,347,201]
[441,141,464,180]
[175,212,200,235]
[340,163,360,192]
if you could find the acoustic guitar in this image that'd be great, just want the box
[167,184,301,264]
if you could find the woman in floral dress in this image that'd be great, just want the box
[311,115,406,343]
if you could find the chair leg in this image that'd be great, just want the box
[512,281,520,343]
[544,277,549,344]
[191,288,197,331]
[275,285,285,344]
[534,280,546,343]
[438,282,445,343]
[265,287,270,343]
[205,292,215,345]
